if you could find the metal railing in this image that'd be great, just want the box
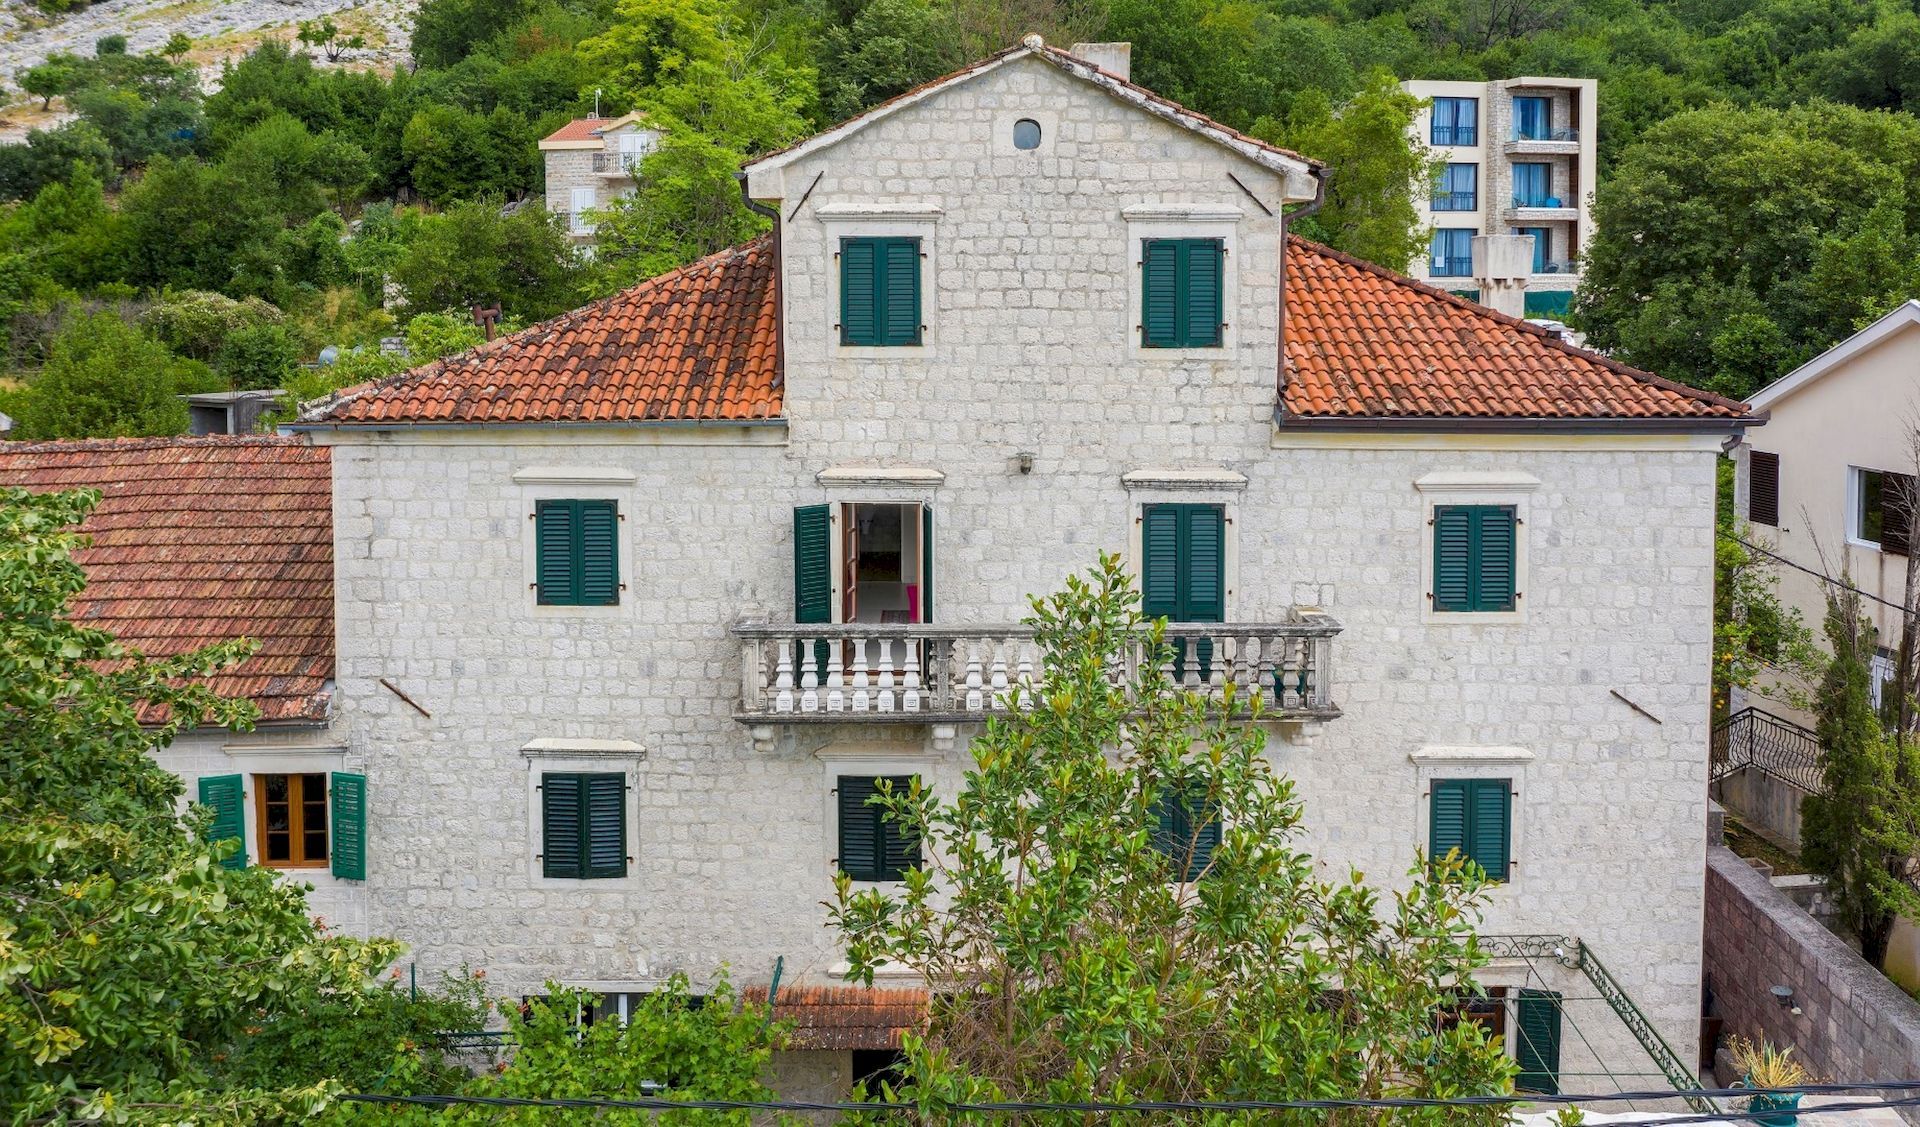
[1431,255,1474,277]
[1536,259,1580,275]
[733,616,1341,724]
[1511,126,1580,142]
[1511,195,1566,210]
[1432,192,1478,212]
[1432,126,1478,146]
[1710,706,1823,792]
[592,151,645,174]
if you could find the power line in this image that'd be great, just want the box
[1723,529,1909,614]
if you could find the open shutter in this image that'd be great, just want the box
[329,771,366,880]
[1474,507,1517,611]
[1182,239,1224,347]
[794,506,832,624]
[840,238,878,345]
[1141,240,1179,347]
[1468,779,1511,881]
[198,774,246,869]
[879,238,921,346]
[578,501,620,605]
[1514,989,1563,1094]
[542,773,585,878]
[1182,505,1225,622]
[1748,451,1780,527]
[1884,471,1915,557]
[878,775,920,880]
[1429,778,1468,864]
[583,774,627,878]
[920,504,934,623]
[1432,506,1474,612]
[837,775,882,880]
[535,500,577,605]
[1141,505,1181,619]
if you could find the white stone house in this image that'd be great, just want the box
[539,111,660,239]
[1403,77,1598,321]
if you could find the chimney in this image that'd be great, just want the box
[1067,42,1131,82]
[1471,234,1533,321]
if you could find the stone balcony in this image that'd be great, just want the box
[1503,136,1580,157]
[733,616,1341,750]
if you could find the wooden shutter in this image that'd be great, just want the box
[1141,504,1181,619]
[583,774,627,879]
[1514,989,1563,1094]
[1183,505,1225,622]
[1141,240,1179,347]
[840,238,878,345]
[1428,778,1468,864]
[920,504,934,623]
[1884,471,1915,557]
[1182,239,1224,347]
[542,773,585,878]
[329,771,366,880]
[1152,785,1219,881]
[1432,506,1474,612]
[535,500,576,605]
[1748,451,1780,528]
[794,505,832,624]
[878,775,920,880]
[879,238,922,346]
[199,774,246,870]
[578,500,619,605]
[837,775,882,881]
[1468,779,1511,881]
[1474,507,1517,611]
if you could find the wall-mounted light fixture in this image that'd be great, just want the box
[1771,985,1801,1015]
[1016,452,1035,475]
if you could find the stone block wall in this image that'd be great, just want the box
[1705,844,1920,1123]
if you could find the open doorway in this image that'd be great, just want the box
[840,502,927,624]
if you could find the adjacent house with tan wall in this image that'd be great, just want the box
[538,112,660,240]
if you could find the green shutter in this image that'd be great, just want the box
[578,500,620,606]
[837,775,882,881]
[794,505,832,624]
[920,503,934,623]
[198,774,246,870]
[1151,785,1219,881]
[329,771,366,880]
[878,776,920,881]
[1182,239,1224,347]
[536,500,576,605]
[880,238,922,346]
[1515,989,1563,1094]
[1433,506,1475,612]
[1474,506,1516,611]
[583,774,627,879]
[542,773,585,878]
[1430,778,1512,882]
[1142,240,1180,347]
[840,239,878,345]
[1429,778,1468,863]
[1141,504,1181,619]
[1182,505,1225,622]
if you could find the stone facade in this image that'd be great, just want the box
[309,54,1719,1094]
[539,117,659,238]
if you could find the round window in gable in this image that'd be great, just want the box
[1013,118,1042,150]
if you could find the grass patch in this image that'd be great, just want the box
[1723,813,1807,875]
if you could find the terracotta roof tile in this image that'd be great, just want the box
[0,436,333,725]
[1282,237,1750,422]
[313,237,780,425]
[742,984,928,1051]
[542,118,608,143]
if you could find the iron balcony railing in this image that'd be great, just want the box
[1511,126,1580,142]
[1431,255,1474,277]
[1432,192,1478,212]
[733,616,1341,726]
[1710,706,1823,793]
[1431,126,1478,146]
[591,151,645,174]
[1536,259,1579,275]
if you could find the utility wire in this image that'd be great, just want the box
[1722,529,1909,614]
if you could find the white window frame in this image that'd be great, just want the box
[514,466,637,619]
[1849,465,1887,551]
[818,210,941,358]
[521,739,647,889]
[1415,471,1539,625]
[1409,745,1533,896]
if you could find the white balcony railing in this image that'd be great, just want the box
[733,616,1340,736]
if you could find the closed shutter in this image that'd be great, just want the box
[535,500,576,604]
[1433,505,1516,613]
[1141,240,1179,347]
[1182,239,1224,347]
[880,777,921,881]
[1428,778,1468,863]
[1748,451,1779,527]
[584,774,627,879]
[1474,507,1517,611]
[578,500,619,605]
[920,504,934,623]
[329,771,366,880]
[542,773,585,878]
[1468,779,1511,881]
[1432,506,1474,612]
[837,775,882,881]
[1514,989,1563,1094]
[1152,785,1219,881]
[840,238,878,345]
[880,238,922,346]
[199,774,246,869]
[1884,471,1915,557]
[1141,504,1181,619]
[1183,505,1225,622]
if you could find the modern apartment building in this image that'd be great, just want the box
[1403,78,1598,319]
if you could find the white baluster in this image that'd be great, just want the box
[850,638,870,713]
[876,638,896,713]
[964,640,985,712]
[773,639,795,714]
[1182,634,1202,693]
[989,637,1010,710]
[825,641,845,712]
[902,639,923,713]
[1207,633,1226,701]
[800,639,820,713]
[1015,641,1034,708]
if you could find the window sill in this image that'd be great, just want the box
[1423,606,1527,626]
[1847,536,1885,553]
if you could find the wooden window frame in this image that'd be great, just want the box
[255,772,329,869]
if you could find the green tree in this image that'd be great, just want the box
[830,555,1516,1113]
[0,487,405,1120]
[1800,579,1920,970]
[1711,459,1823,720]
[20,56,80,109]
[390,199,583,321]
[5,311,215,438]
